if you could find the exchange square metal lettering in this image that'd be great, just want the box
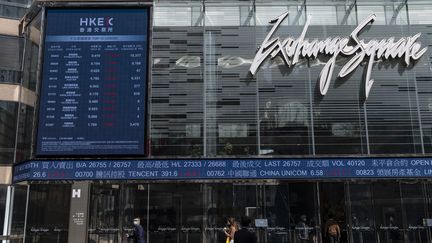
[250,12,428,99]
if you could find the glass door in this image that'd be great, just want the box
[320,183,347,243]
[121,184,149,243]
[373,182,404,243]
[147,184,203,243]
[25,184,71,243]
[348,183,376,243]
[264,182,320,243]
[400,182,428,243]
[204,183,261,243]
[233,184,262,242]
[88,184,120,243]
[426,182,432,242]
[203,183,234,243]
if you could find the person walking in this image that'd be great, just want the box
[325,215,341,243]
[296,215,311,243]
[224,217,239,243]
[126,217,145,243]
[234,216,256,243]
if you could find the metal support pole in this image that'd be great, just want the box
[2,186,14,243]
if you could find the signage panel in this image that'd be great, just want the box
[36,8,148,155]
[68,181,90,243]
[13,158,432,182]
[250,12,427,99]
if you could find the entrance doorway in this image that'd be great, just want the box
[23,180,431,243]
[320,183,347,243]
[264,182,320,243]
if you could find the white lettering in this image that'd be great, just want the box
[80,17,114,27]
[250,12,427,100]
[72,189,81,198]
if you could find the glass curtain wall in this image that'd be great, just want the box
[150,0,432,158]
[25,184,71,243]
[17,11,41,162]
[83,180,432,243]
[0,0,30,19]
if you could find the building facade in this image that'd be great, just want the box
[3,0,432,243]
[0,0,32,242]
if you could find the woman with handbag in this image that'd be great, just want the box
[224,217,239,243]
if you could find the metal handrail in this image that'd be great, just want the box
[0,234,24,240]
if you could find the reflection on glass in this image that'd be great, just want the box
[148,184,202,243]
[1,5,27,19]
[349,183,376,243]
[26,184,71,243]
[203,28,257,157]
[335,4,357,25]
[10,185,27,237]
[408,5,432,24]
[20,181,432,243]
[0,185,6,233]
[373,182,404,243]
[401,182,428,243]
[320,183,347,243]
[151,21,204,157]
[205,6,240,26]
[88,184,120,243]
[22,12,41,92]
[204,183,234,243]
[264,183,319,243]
[0,69,20,84]
[16,104,34,162]
[0,101,18,165]
[256,5,304,26]
[154,6,193,26]
[122,184,148,242]
[150,1,432,158]
[357,5,386,24]
[307,6,338,25]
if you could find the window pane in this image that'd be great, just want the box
[373,182,404,243]
[256,5,305,26]
[22,12,42,91]
[307,6,338,25]
[349,183,377,243]
[0,101,18,165]
[357,5,386,25]
[15,104,34,162]
[150,24,204,156]
[204,27,257,156]
[154,6,193,26]
[0,185,7,233]
[10,185,27,236]
[26,184,71,242]
[205,6,239,26]
[88,184,120,243]
[408,5,432,24]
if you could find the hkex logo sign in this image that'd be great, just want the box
[79,17,114,33]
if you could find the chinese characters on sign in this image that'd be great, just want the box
[37,9,148,155]
[13,158,432,182]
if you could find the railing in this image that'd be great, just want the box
[0,234,24,243]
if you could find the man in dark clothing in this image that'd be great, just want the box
[127,218,145,243]
[234,216,257,243]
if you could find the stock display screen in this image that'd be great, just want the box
[37,9,148,155]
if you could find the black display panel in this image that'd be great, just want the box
[36,8,148,155]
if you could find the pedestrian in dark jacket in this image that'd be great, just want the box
[234,216,256,243]
[126,218,145,243]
